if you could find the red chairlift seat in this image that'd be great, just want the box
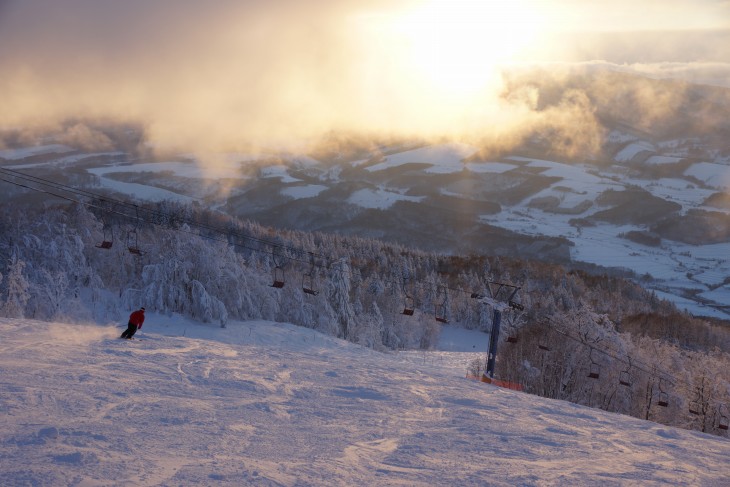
[718,404,729,430]
[403,296,415,316]
[270,249,286,288]
[271,267,285,288]
[302,266,318,295]
[302,253,320,295]
[126,229,144,256]
[502,323,518,343]
[587,349,600,379]
[619,370,632,387]
[689,401,701,415]
[588,363,600,379]
[505,329,518,343]
[435,304,449,323]
[96,226,114,249]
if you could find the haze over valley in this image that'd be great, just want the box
[3,69,729,319]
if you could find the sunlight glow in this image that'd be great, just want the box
[387,0,545,98]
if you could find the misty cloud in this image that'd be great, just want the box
[1,1,728,159]
[58,123,115,152]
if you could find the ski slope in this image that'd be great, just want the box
[1,316,729,486]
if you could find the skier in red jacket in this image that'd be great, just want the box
[121,307,145,339]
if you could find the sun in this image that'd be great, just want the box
[387,0,544,98]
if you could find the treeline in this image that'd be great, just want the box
[0,199,728,436]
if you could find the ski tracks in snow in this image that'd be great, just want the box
[2,318,730,486]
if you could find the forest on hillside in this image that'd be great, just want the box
[0,198,728,437]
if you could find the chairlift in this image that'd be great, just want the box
[588,363,601,379]
[96,225,113,249]
[403,295,415,316]
[587,349,600,379]
[126,229,144,256]
[270,249,285,288]
[505,326,518,343]
[302,274,318,295]
[655,379,669,407]
[435,304,448,323]
[434,286,449,323]
[271,267,285,288]
[689,400,701,415]
[470,292,485,299]
[619,370,632,387]
[402,277,415,316]
[718,405,729,431]
[302,254,318,295]
[126,205,145,256]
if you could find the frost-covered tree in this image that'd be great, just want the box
[189,279,228,326]
[327,258,356,339]
[352,301,384,349]
[1,253,30,318]
[34,269,69,320]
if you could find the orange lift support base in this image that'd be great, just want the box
[465,374,523,392]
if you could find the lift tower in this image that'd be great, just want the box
[472,282,523,379]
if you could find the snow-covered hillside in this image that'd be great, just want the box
[3,132,730,319]
[2,316,729,486]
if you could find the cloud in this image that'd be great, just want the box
[57,123,116,152]
[0,1,728,160]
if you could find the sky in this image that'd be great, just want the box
[1,0,729,153]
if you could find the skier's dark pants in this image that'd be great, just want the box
[121,322,138,339]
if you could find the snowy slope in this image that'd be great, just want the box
[2,316,729,486]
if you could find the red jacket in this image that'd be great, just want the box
[129,309,145,327]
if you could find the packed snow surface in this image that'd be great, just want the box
[1,316,729,486]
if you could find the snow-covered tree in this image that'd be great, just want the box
[1,253,30,318]
[327,258,356,340]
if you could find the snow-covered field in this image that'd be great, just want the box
[2,315,729,486]
[0,144,74,160]
[347,188,424,209]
